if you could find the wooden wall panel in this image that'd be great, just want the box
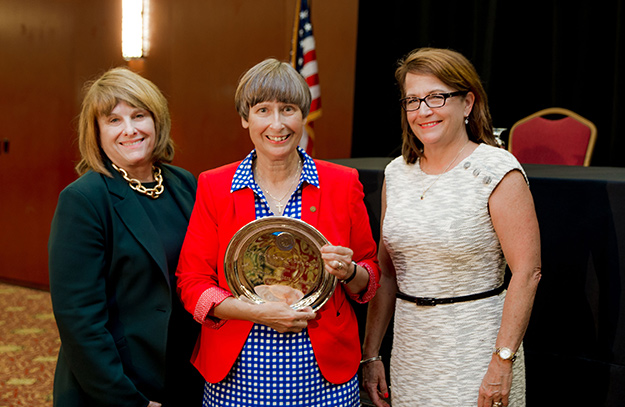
[0,0,96,288]
[0,0,358,288]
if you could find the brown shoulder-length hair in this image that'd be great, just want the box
[234,58,311,121]
[395,47,497,164]
[75,67,174,177]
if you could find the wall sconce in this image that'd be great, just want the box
[122,0,150,60]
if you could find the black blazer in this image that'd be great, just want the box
[49,162,202,407]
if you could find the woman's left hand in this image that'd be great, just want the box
[320,244,354,281]
[478,355,513,407]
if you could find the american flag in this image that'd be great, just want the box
[291,0,321,156]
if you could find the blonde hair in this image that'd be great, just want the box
[235,58,311,121]
[75,67,174,176]
[395,48,496,164]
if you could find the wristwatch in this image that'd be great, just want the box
[494,347,517,362]
[340,261,358,284]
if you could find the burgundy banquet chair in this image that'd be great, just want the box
[507,107,597,166]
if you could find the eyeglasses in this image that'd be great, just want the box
[400,91,468,112]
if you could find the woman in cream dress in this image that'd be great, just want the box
[362,48,541,407]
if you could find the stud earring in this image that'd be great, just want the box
[464,117,469,125]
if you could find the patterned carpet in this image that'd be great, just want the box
[0,282,58,407]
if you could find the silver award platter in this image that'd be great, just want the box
[224,217,336,311]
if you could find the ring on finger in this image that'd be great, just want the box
[336,261,345,270]
[492,401,503,407]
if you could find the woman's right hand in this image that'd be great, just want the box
[250,300,316,333]
[362,360,390,407]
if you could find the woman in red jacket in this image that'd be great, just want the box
[176,58,380,406]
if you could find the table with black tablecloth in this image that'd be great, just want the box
[331,158,625,407]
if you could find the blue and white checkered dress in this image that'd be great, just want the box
[202,148,360,407]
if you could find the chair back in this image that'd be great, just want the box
[508,107,597,166]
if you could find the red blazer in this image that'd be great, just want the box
[177,159,379,384]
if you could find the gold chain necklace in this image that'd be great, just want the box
[112,163,164,199]
[255,159,302,215]
[420,140,469,200]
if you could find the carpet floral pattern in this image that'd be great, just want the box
[0,282,59,407]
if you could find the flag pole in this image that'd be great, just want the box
[291,0,301,67]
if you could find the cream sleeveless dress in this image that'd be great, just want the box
[383,144,527,406]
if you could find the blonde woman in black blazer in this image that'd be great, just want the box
[48,68,203,407]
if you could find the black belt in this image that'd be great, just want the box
[396,284,505,306]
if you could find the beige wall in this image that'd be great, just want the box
[0,0,359,287]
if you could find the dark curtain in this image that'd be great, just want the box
[352,0,625,167]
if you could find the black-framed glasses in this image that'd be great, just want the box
[400,91,468,112]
